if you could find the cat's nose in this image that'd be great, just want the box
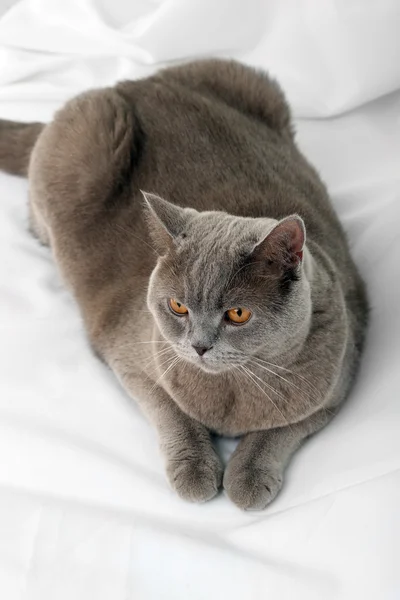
[192,345,212,356]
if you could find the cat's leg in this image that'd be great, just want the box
[223,408,333,510]
[141,385,223,503]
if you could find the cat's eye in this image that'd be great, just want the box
[169,298,189,315]
[225,307,252,325]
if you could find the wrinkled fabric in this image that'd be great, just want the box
[0,0,400,118]
[0,1,399,599]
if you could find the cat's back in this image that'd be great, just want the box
[117,60,298,216]
[116,60,346,253]
[35,58,348,262]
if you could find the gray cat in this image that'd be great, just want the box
[0,59,368,509]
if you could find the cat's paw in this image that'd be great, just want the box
[166,452,223,503]
[223,459,283,511]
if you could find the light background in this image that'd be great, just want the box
[0,2,399,599]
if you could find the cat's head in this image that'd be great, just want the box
[144,193,312,374]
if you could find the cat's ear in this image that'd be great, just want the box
[141,191,194,251]
[252,215,306,269]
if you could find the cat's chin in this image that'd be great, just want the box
[186,357,232,375]
[196,363,228,375]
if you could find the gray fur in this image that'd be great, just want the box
[0,59,368,509]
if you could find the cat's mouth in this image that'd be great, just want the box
[174,346,237,374]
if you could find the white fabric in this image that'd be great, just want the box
[0,1,399,599]
[1,0,400,119]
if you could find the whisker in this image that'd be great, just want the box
[145,350,177,380]
[132,341,171,345]
[150,356,181,394]
[114,340,171,353]
[250,359,299,389]
[150,347,176,361]
[249,356,334,417]
[247,361,292,404]
[251,356,321,397]
[240,365,290,428]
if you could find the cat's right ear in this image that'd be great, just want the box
[250,215,306,270]
[141,191,195,252]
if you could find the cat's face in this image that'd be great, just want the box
[145,193,311,374]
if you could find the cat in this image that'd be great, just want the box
[0,59,368,510]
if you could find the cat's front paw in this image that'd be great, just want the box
[166,452,223,503]
[223,459,283,511]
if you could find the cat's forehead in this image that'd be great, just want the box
[159,212,280,307]
[182,212,276,254]
[173,215,243,282]
[169,213,268,280]
[168,215,269,306]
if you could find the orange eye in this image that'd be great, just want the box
[225,307,252,325]
[169,299,189,315]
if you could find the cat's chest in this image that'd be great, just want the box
[163,364,294,436]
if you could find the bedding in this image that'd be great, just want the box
[0,1,399,598]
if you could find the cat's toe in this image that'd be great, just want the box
[167,454,223,503]
[223,462,283,510]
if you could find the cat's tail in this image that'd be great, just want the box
[0,119,45,177]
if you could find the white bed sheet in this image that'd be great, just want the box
[0,1,399,599]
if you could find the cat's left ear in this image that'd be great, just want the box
[252,215,306,268]
[141,191,195,251]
